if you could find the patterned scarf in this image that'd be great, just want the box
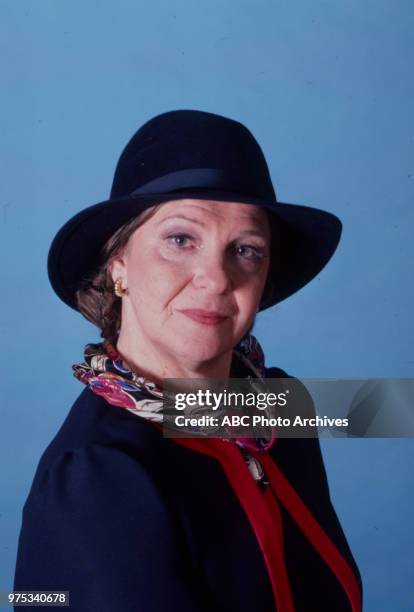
[72,333,275,486]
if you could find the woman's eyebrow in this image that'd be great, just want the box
[157,214,206,227]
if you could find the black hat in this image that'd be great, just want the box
[47,109,341,311]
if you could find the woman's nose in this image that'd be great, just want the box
[192,254,233,295]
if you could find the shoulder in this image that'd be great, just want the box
[28,386,225,515]
[17,443,181,583]
[22,389,202,531]
[26,391,216,520]
[24,443,170,527]
[265,365,290,378]
[35,387,168,475]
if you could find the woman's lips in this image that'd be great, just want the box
[178,309,230,326]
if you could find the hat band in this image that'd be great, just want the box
[129,167,266,198]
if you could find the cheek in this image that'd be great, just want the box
[232,278,267,323]
[127,252,191,311]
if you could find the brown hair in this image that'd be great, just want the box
[75,204,277,343]
[75,204,163,344]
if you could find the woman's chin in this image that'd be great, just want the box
[172,333,234,368]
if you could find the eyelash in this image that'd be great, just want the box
[165,233,266,261]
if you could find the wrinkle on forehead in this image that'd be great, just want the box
[154,198,270,232]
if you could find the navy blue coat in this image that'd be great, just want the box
[14,369,362,611]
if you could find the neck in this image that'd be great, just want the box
[115,329,234,388]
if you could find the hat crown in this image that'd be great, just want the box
[110,110,276,201]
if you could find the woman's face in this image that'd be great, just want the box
[111,199,271,365]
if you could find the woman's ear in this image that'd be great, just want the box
[109,253,127,284]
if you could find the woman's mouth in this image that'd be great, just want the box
[178,309,230,326]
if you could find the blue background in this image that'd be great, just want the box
[1,1,413,610]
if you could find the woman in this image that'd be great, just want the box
[14,110,362,611]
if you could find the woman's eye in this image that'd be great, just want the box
[236,244,266,260]
[166,233,194,248]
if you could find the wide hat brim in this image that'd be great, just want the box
[47,190,342,311]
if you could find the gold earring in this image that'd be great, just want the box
[114,278,128,297]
